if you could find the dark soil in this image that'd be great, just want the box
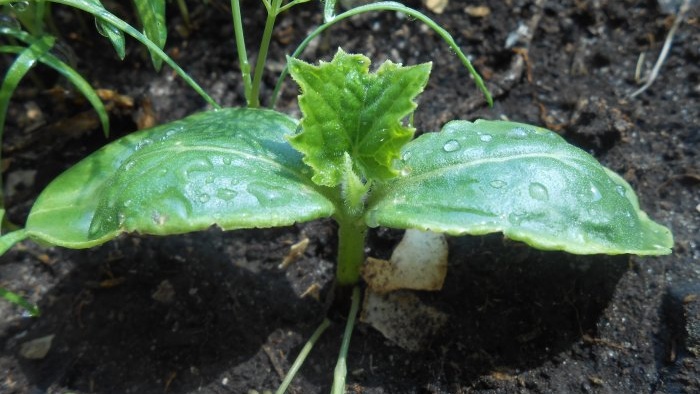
[1,0,699,393]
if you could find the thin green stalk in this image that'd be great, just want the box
[271,1,492,107]
[0,287,39,317]
[231,0,253,106]
[0,0,221,109]
[335,216,367,287]
[249,0,283,108]
[175,0,191,28]
[331,286,360,394]
[275,318,331,394]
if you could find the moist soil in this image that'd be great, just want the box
[1,0,699,393]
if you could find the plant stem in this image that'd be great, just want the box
[275,318,331,394]
[231,0,253,106]
[335,215,367,287]
[249,0,283,108]
[331,286,360,394]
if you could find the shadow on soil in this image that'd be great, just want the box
[7,227,330,394]
[6,229,629,392]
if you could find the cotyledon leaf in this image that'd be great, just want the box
[366,120,673,255]
[26,108,335,248]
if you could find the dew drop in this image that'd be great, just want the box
[528,182,549,201]
[222,157,232,165]
[508,127,528,139]
[480,134,493,142]
[152,212,166,226]
[117,213,126,227]
[135,138,154,151]
[443,139,461,152]
[123,160,136,171]
[94,19,110,37]
[401,150,412,161]
[508,211,527,225]
[216,188,237,201]
[490,180,507,189]
[0,15,21,29]
[615,185,626,197]
[198,193,211,203]
[205,175,215,184]
[247,183,281,206]
[9,1,29,12]
[590,184,602,202]
[124,199,133,207]
[400,167,412,177]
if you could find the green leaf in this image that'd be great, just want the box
[367,120,673,255]
[26,108,335,248]
[132,0,166,71]
[0,228,28,255]
[288,49,431,187]
[0,43,110,137]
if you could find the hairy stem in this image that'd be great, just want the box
[335,215,367,287]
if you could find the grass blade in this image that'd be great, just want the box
[84,0,126,59]
[0,44,110,136]
[0,0,220,109]
[132,0,167,70]
[272,1,492,107]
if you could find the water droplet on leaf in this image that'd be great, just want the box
[443,139,461,152]
[216,189,237,201]
[197,193,210,203]
[508,127,528,139]
[528,182,549,201]
[508,211,527,225]
[94,19,110,37]
[490,180,507,189]
[9,1,29,12]
[0,15,21,29]
[615,185,626,197]
[222,157,232,165]
[400,167,412,177]
[590,184,602,202]
[401,151,412,161]
[479,134,493,142]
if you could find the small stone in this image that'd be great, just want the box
[464,5,491,17]
[19,334,55,359]
[152,280,175,304]
[423,0,448,14]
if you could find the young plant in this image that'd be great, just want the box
[0,49,673,390]
[0,0,674,390]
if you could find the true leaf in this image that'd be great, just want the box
[25,108,335,248]
[287,48,431,187]
[366,120,673,255]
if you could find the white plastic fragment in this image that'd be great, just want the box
[362,229,448,293]
[19,334,55,359]
[360,290,448,351]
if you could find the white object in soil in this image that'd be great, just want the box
[361,290,448,352]
[362,229,448,293]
